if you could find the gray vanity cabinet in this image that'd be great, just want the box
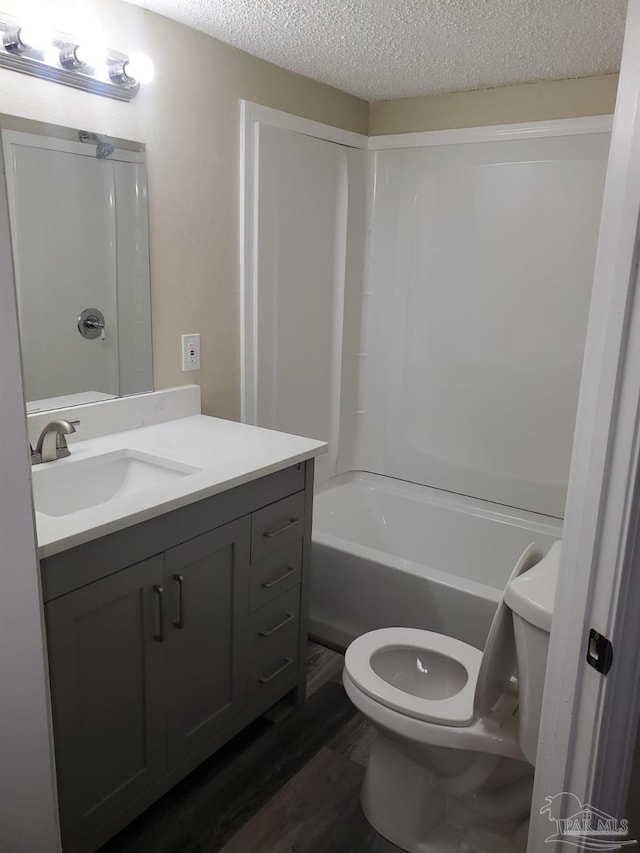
[164,518,251,768]
[45,555,168,848]
[41,460,314,853]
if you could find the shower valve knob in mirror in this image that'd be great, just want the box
[78,308,106,341]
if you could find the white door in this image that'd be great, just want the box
[530,1,640,847]
[0,132,60,853]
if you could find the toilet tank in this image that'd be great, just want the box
[504,540,561,766]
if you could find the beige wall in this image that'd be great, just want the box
[0,0,368,419]
[369,74,619,135]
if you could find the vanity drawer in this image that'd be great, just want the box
[251,491,306,563]
[250,540,302,612]
[249,586,301,696]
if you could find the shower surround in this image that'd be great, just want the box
[241,105,611,646]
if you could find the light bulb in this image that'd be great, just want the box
[44,46,60,67]
[94,62,111,82]
[124,53,154,85]
[18,24,52,52]
[74,41,107,69]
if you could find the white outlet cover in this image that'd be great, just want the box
[181,333,201,371]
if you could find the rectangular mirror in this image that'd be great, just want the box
[1,116,153,414]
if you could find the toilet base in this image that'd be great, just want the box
[361,731,532,853]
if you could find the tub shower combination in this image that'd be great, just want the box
[244,110,608,648]
[309,472,562,651]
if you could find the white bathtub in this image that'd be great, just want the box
[310,472,562,651]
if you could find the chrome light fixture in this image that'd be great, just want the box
[3,24,52,54]
[0,13,154,101]
[59,42,108,72]
[109,53,155,86]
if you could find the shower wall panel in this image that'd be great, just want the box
[352,133,610,517]
[251,124,362,482]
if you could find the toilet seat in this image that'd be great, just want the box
[343,668,522,758]
[345,627,483,726]
[344,544,544,730]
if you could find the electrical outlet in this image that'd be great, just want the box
[181,334,200,372]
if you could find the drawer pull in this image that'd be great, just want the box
[259,612,295,638]
[152,585,165,643]
[259,657,294,684]
[263,518,300,539]
[261,567,297,589]
[172,574,184,629]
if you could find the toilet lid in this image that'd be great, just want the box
[473,542,543,718]
[344,627,483,726]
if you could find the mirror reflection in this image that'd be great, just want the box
[1,116,153,414]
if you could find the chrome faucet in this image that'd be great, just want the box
[33,419,79,464]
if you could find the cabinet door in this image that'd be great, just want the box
[45,555,166,850]
[165,516,251,768]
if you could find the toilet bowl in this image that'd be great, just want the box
[343,540,562,853]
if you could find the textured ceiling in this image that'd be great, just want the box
[124,0,627,101]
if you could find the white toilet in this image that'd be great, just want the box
[343,540,561,853]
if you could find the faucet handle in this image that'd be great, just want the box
[35,419,78,462]
[54,420,78,458]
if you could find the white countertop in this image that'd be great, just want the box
[35,415,327,559]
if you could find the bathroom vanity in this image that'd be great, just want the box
[33,412,325,853]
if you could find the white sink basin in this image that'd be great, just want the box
[32,449,201,517]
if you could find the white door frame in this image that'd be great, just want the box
[530,1,640,844]
[0,138,60,850]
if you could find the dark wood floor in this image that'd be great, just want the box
[100,644,403,853]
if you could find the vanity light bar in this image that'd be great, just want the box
[0,14,154,102]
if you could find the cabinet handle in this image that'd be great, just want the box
[152,585,165,643]
[262,518,300,539]
[259,657,294,684]
[261,567,297,589]
[172,574,184,629]
[259,612,295,638]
